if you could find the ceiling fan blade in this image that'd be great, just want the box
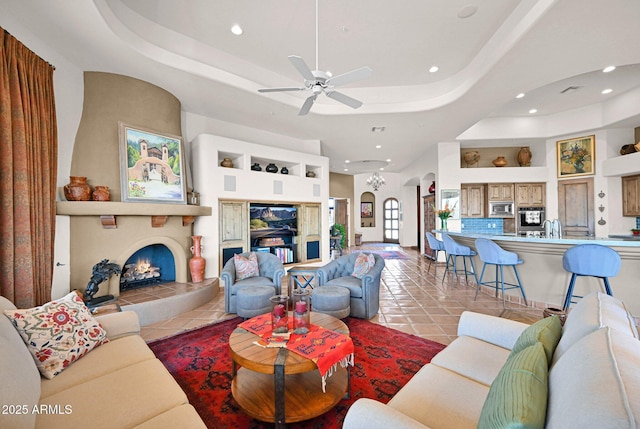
[298,94,317,116]
[288,55,316,81]
[326,66,372,87]
[258,87,305,93]
[326,91,363,109]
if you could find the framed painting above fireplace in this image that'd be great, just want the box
[119,122,187,204]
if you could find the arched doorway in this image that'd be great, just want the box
[383,198,400,243]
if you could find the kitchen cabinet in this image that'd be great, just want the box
[460,184,485,217]
[515,183,545,207]
[487,183,515,202]
[622,174,640,216]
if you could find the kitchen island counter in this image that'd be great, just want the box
[434,230,640,316]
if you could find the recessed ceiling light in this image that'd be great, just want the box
[386,158,391,162]
[230,24,243,35]
[429,66,439,73]
[344,168,348,172]
[371,126,385,133]
[375,145,382,149]
[380,167,384,171]
[516,93,525,99]
[457,5,478,19]
[345,160,350,163]
[603,66,616,73]
[602,88,613,94]
[529,109,538,114]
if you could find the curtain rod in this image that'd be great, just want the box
[2,27,56,70]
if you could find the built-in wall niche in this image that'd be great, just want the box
[250,156,300,176]
[360,191,376,228]
[460,146,539,168]
[217,151,244,170]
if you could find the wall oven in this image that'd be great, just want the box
[517,207,545,235]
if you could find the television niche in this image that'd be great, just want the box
[249,203,297,264]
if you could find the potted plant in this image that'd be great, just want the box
[631,229,640,236]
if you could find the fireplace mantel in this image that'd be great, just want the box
[56,201,212,228]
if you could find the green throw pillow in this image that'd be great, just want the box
[510,316,562,364]
[478,342,548,429]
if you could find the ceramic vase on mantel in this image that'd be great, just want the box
[63,176,92,201]
[492,156,508,167]
[92,185,110,201]
[189,235,206,283]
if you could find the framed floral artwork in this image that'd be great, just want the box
[557,135,595,178]
[361,202,373,218]
[119,122,187,203]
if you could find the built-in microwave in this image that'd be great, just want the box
[488,201,514,217]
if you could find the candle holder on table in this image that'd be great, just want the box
[270,295,290,334]
[293,290,311,334]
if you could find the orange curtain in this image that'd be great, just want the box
[0,28,58,307]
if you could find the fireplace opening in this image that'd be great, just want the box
[120,244,176,291]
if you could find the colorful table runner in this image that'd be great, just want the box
[239,313,354,391]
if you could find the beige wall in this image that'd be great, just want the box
[329,172,355,245]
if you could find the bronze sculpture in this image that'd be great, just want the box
[83,259,121,307]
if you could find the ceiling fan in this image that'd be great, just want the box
[258,0,372,116]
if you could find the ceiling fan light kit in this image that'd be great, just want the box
[257,0,372,115]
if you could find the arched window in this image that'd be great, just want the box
[384,198,400,243]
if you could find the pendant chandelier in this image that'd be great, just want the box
[366,172,386,191]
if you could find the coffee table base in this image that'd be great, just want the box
[231,365,348,424]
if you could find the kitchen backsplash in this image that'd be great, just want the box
[461,218,504,234]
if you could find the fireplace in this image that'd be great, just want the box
[120,244,176,291]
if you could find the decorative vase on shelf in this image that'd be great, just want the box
[428,181,436,194]
[306,170,316,178]
[189,235,206,283]
[266,163,278,173]
[492,156,508,167]
[92,186,110,201]
[280,166,289,174]
[220,157,234,168]
[463,151,480,167]
[251,162,262,171]
[63,176,92,201]
[517,147,532,166]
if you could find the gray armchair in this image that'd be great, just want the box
[221,252,285,313]
[316,253,385,319]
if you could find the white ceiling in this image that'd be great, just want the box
[4,0,640,174]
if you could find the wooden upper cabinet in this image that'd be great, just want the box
[515,183,545,207]
[622,175,640,216]
[487,183,514,202]
[461,184,485,217]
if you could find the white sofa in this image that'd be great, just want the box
[0,296,206,429]
[344,292,640,429]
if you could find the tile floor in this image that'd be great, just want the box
[138,244,543,345]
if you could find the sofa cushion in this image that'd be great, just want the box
[40,334,156,398]
[133,404,207,429]
[553,292,638,365]
[510,315,562,364]
[234,252,259,280]
[431,335,510,386]
[3,291,109,379]
[388,364,490,429]
[478,342,548,429]
[546,327,640,429]
[352,252,375,279]
[36,358,188,429]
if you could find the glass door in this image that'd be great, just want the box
[384,198,399,243]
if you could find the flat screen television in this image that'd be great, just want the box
[249,203,298,240]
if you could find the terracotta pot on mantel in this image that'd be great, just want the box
[92,186,110,201]
[63,176,92,201]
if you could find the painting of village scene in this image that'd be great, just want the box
[119,123,186,203]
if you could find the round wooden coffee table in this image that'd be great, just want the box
[229,312,350,427]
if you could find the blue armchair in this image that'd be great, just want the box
[221,252,285,313]
[316,253,385,319]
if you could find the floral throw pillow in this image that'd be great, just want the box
[234,252,260,280]
[352,253,376,279]
[3,291,109,379]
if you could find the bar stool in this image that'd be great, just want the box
[425,232,446,274]
[441,234,478,285]
[474,238,527,308]
[561,244,621,311]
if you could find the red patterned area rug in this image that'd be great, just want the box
[149,317,446,429]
